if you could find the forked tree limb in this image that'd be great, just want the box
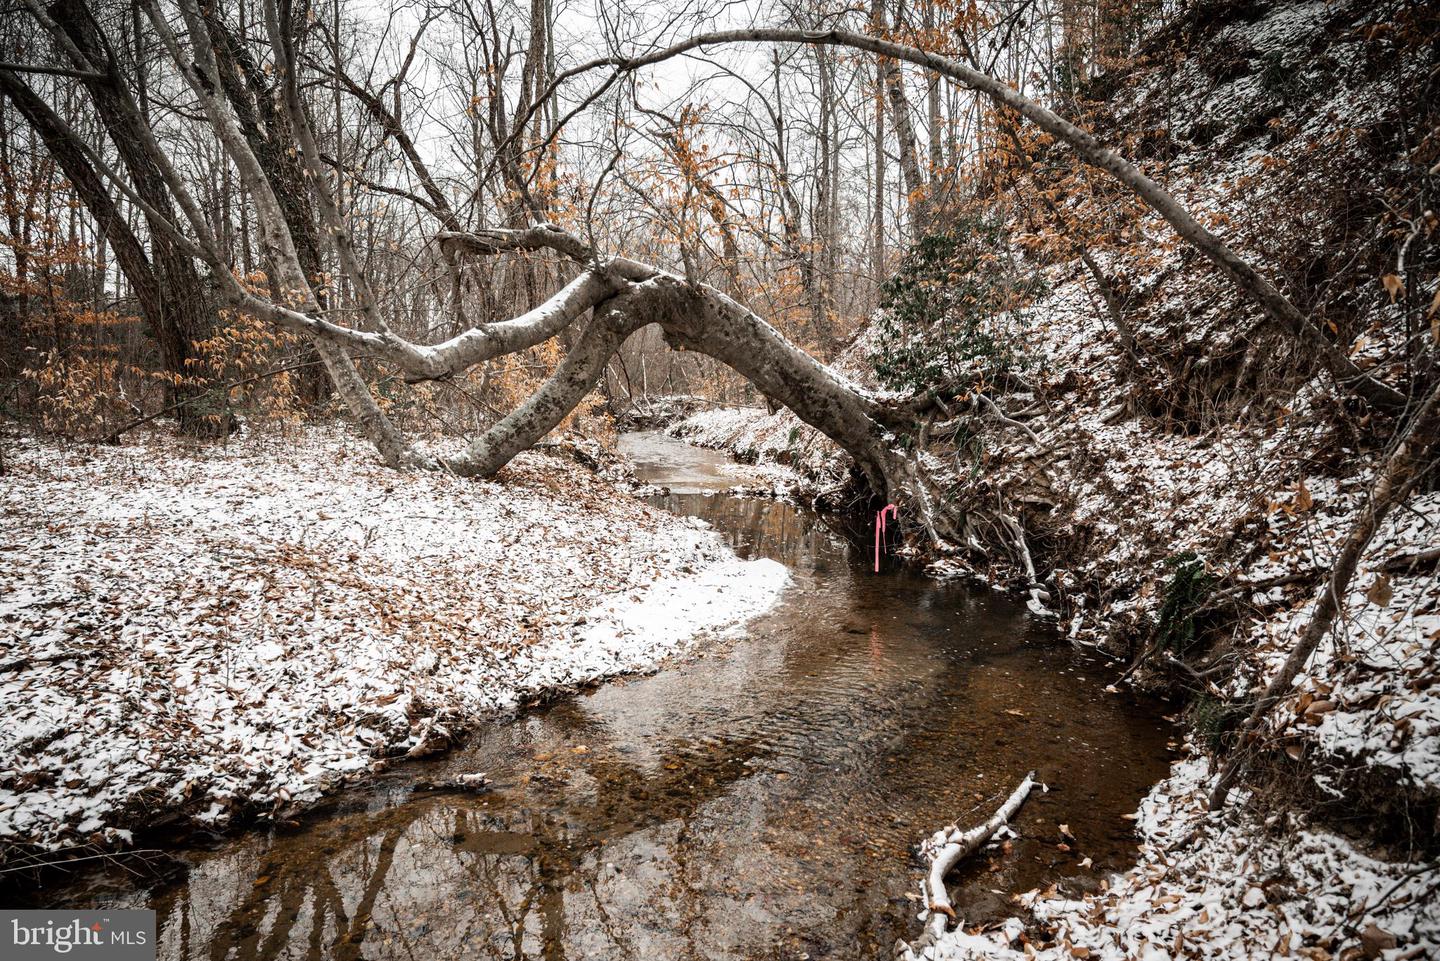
[435,225,912,490]
[229,269,617,382]
[445,288,648,477]
[438,263,911,495]
[899,770,1037,959]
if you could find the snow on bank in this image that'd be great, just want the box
[667,3,1440,954]
[668,406,846,494]
[898,0,1440,954]
[911,757,1439,961]
[907,221,1440,961]
[672,340,1440,961]
[0,426,787,853]
[509,555,788,692]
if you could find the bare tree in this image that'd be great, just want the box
[9,2,1423,553]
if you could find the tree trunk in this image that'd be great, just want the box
[157,0,417,467]
[870,0,927,233]
[0,70,158,333]
[205,12,333,405]
[873,59,886,310]
[433,250,908,496]
[51,0,217,431]
[658,281,900,494]
[0,68,222,430]
[447,290,641,477]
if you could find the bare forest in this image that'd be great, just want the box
[1,0,1437,958]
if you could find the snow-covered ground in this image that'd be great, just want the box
[0,426,787,854]
[910,755,1439,960]
[667,406,850,502]
[900,417,1440,958]
[680,398,1440,961]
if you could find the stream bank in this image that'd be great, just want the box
[658,4,1440,952]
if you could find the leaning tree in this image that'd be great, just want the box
[20,0,1430,556]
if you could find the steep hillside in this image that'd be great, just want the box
[676,2,1440,956]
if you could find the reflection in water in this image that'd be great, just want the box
[32,433,1174,960]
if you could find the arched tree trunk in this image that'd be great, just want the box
[433,235,920,511]
[652,280,900,495]
[443,273,908,493]
[447,288,646,477]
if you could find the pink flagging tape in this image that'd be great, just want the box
[874,503,898,572]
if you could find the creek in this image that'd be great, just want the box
[31,431,1173,960]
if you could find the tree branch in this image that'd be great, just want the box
[1209,378,1440,809]
[540,27,1405,411]
[0,60,105,80]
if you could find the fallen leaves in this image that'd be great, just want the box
[0,426,776,850]
[1295,478,1314,513]
[1360,922,1397,959]
[1365,573,1393,608]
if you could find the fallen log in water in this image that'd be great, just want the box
[897,770,1038,960]
[412,772,492,793]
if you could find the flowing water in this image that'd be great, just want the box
[25,432,1174,960]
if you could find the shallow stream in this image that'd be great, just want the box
[31,432,1173,960]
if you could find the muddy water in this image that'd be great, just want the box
[35,433,1173,960]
